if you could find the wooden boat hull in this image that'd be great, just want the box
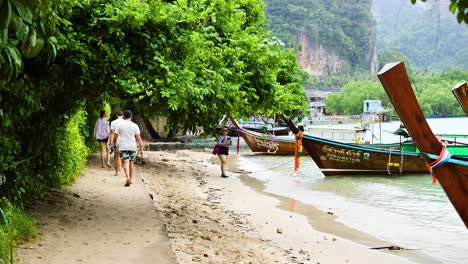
[227,126,289,137]
[238,128,307,155]
[229,116,303,155]
[378,62,468,228]
[301,134,428,176]
[452,82,468,114]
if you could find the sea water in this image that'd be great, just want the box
[236,117,468,264]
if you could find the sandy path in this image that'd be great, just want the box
[18,154,176,264]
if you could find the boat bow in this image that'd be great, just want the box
[378,62,468,228]
[452,82,468,114]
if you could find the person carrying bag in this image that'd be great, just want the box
[215,127,232,178]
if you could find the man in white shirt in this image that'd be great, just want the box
[113,110,144,187]
[109,111,125,176]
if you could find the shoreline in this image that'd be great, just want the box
[237,174,439,264]
[141,149,439,263]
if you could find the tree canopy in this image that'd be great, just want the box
[0,0,308,202]
[324,69,468,116]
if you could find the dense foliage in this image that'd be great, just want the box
[0,0,307,199]
[263,0,376,73]
[1,1,308,261]
[375,0,468,71]
[325,70,468,116]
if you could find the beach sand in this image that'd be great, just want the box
[17,149,438,263]
[140,149,437,264]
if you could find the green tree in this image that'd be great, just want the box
[325,70,468,116]
[325,80,389,115]
[0,0,308,204]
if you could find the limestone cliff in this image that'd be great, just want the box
[296,32,349,76]
[296,31,378,76]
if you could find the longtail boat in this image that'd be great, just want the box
[230,115,407,155]
[284,119,430,176]
[452,82,468,114]
[234,114,468,158]
[226,120,290,137]
[229,116,305,155]
[378,61,468,228]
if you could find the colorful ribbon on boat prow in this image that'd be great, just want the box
[294,131,304,172]
[236,129,241,156]
[426,137,452,184]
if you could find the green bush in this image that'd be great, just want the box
[0,199,38,264]
[53,110,90,186]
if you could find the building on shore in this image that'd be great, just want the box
[305,89,334,119]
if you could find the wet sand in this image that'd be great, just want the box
[238,175,439,264]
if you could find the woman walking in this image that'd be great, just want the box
[217,127,232,178]
[94,110,111,168]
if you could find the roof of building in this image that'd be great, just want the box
[305,89,334,98]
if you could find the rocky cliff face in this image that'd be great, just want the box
[296,32,348,76]
[297,32,377,76]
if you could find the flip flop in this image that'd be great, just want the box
[124,179,131,187]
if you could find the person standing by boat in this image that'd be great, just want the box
[218,127,232,178]
[94,110,111,168]
[296,110,306,132]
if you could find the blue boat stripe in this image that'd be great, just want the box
[425,153,468,167]
[302,134,419,156]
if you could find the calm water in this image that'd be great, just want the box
[236,117,468,264]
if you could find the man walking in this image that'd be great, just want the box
[113,110,144,187]
[109,111,125,176]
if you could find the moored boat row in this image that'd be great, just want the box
[225,62,468,227]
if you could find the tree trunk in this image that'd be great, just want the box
[143,117,161,139]
[167,125,178,141]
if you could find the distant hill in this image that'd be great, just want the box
[263,0,377,76]
[373,0,468,71]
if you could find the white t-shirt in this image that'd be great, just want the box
[111,118,126,133]
[115,120,141,151]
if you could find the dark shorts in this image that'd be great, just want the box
[218,147,229,156]
[120,150,137,161]
[97,138,108,143]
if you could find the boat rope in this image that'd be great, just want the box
[400,149,404,174]
[386,149,392,174]
[294,131,304,172]
[271,115,277,144]
[246,160,294,174]
[426,137,452,184]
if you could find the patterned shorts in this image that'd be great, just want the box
[120,150,137,161]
